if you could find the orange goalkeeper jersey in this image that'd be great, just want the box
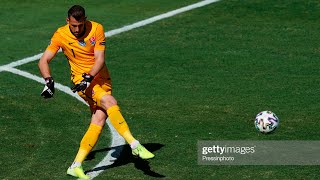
[46,20,107,78]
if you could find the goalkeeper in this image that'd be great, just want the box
[38,5,154,179]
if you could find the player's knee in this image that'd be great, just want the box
[100,94,117,110]
[91,116,106,126]
[91,108,107,126]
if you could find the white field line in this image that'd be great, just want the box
[87,120,125,179]
[0,0,221,179]
[105,0,220,37]
[4,67,86,104]
[0,53,43,71]
[0,0,220,71]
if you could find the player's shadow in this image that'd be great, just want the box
[85,143,165,178]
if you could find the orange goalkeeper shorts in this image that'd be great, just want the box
[72,74,112,112]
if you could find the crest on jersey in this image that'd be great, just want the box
[89,36,96,45]
[78,40,86,46]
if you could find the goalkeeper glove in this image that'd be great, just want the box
[71,73,94,93]
[41,77,54,98]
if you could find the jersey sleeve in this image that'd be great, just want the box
[46,31,61,53]
[94,24,106,51]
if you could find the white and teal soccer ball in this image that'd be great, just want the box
[255,111,279,133]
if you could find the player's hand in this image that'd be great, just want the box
[41,77,55,98]
[71,73,94,93]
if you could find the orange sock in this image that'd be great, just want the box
[107,105,136,144]
[74,123,102,163]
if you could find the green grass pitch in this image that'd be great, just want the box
[0,0,319,179]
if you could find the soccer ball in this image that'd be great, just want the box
[255,111,279,133]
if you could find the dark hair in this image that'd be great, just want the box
[68,5,85,20]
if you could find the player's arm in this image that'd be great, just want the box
[71,50,105,93]
[89,23,106,77]
[38,50,57,98]
[90,50,105,76]
[39,50,56,78]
